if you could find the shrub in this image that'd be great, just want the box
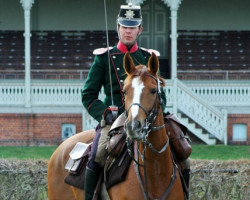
[0,159,249,200]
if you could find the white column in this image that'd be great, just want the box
[222,109,228,145]
[20,0,34,108]
[163,0,182,115]
[170,8,178,79]
[170,7,178,115]
[163,0,182,79]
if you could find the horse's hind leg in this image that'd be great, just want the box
[47,146,76,200]
[47,130,95,200]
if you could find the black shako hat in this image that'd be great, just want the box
[117,3,142,27]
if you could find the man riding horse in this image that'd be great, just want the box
[81,3,190,200]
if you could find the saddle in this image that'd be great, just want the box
[64,114,130,190]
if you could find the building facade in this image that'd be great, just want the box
[0,0,250,145]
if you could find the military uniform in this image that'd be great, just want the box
[82,41,166,122]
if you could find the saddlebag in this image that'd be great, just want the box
[165,114,192,162]
[64,142,92,189]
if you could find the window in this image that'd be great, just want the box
[62,123,76,141]
[233,124,247,141]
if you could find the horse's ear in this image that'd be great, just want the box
[124,52,136,75]
[147,52,159,75]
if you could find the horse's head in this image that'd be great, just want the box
[123,52,165,141]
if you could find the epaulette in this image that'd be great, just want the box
[93,47,114,55]
[140,47,160,57]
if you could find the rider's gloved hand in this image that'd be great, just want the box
[105,112,114,125]
[101,106,118,127]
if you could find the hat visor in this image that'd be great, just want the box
[118,19,141,27]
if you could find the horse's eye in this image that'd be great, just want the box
[151,88,157,94]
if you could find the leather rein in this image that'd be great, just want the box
[125,74,177,200]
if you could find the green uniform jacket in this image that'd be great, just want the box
[81,44,167,122]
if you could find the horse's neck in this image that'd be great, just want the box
[136,115,178,200]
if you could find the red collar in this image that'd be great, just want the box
[117,41,138,53]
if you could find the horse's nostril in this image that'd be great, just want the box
[134,120,142,130]
[125,120,142,132]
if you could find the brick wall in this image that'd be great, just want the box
[1,113,249,146]
[227,114,250,145]
[0,113,82,146]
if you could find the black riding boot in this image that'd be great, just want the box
[183,169,190,188]
[182,169,190,199]
[84,167,100,200]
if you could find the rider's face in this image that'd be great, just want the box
[118,25,143,47]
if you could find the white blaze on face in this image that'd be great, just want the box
[131,77,144,119]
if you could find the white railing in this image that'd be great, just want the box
[31,81,83,106]
[178,70,250,81]
[184,81,250,107]
[178,80,227,143]
[164,80,227,143]
[0,69,89,80]
[0,80,25,105]
[0,80,83,106]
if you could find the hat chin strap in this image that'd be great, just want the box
[117,25,121,40]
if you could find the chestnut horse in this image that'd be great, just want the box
[47,53,184,200]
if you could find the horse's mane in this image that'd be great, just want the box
[126,65,165,87]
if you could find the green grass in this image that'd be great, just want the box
[0,145,249,160]
[190,144,250,160]
[0,146,57,160]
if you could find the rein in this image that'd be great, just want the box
[125,74,175,199]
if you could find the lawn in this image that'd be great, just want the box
[0,145,249,160]
[190,144,250,160]
[0,146,57,160]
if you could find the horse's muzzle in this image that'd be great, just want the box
[124,120,144,140]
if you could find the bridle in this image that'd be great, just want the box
[124,73,176,200]
[125,73,168,154]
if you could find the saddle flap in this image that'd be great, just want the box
[69,142,92,160]
[105,148,132,190]
[109,113,126,133]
